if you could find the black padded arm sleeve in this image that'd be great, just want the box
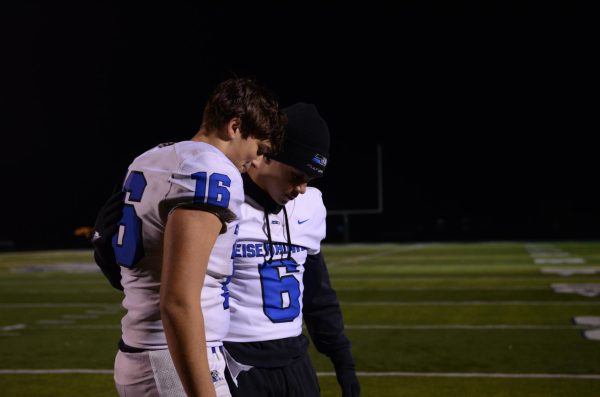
[91,189,125,291]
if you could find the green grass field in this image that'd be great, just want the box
[1,242,600,396]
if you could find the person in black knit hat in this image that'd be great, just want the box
[269,102,330,178]
[223,102,360,397]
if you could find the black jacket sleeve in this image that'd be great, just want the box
[302,252,360,397]
[91,189,125,291]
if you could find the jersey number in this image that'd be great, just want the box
[113,170,231,268]
[113,171,146,268]
[259,258,301,322]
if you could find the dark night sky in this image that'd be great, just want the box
[2,2,596,249]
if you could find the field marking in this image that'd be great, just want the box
[0,324,26,331]
[0,369,113,374]
[62,314,99,319]
[327,372,600,380]
[541,268,600,276]
[10,263,99,273]
[346,324,588,330]
[36,320,75,325]
[12,324,587,331]
[1,322,587,331]
[333,276,587,281]
[551,283,600,297]
[0,250,93,258]
[583,329,600,341]
[30,324,121,329]
[1,369,599,380]
[337,287,549,291]
[535,258,586,264]
[0,289,120,294]
[3,301,598,309]
[85,308,123,314]
[0,280,108,284]
[327,244,428,267]
[0,303,121,308]
[573,316,600,326]
[340,301,600,306]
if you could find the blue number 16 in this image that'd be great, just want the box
[113,170,232,269]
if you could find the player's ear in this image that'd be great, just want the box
[227,117,242,140]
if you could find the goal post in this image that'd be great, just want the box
[327,144,383,243]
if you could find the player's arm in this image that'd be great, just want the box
[160,207,221,397]
[302,252,360,397]
[91,188,125,291]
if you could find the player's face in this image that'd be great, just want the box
[233,137,271,173]
[261,159,310,205]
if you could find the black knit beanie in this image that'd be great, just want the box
[271,102,330,178]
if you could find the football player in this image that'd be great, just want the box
[224,102,360,397]
[97,77,285,397]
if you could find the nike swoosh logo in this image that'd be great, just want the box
[297,219,310,224]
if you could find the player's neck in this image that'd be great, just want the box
[191,128,228,153]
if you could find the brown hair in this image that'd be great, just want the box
[202,78,286,155]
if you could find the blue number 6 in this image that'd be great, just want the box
[259,258,301,323]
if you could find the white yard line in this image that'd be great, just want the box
[535,258,586,264]
[2,301,597,309]
[30,324,121,329]
[1,369,599,380]
[0,303,120,308]
[340,301,600,306]
[336,287,549,291]
[324,372,600,379]
[1,290,119,294]
[333,276,581,281]
[0,324,26,331]
[36,320,76,325]
[15,323,589,331]
[0,369,113,374]
[327,244,428,267]
[573,316,600,326]
[346,324,589,330]
[541,268,600,276]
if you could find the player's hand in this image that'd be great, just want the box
[91,189,125,291]
[335,363,360,397]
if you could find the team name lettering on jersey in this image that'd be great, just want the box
[232,243,306,258]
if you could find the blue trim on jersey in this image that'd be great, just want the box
[220,276,231,310]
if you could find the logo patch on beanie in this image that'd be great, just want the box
[312,154,328,168]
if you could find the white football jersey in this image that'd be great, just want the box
[225,187,326,342]
[116,141,243,349]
